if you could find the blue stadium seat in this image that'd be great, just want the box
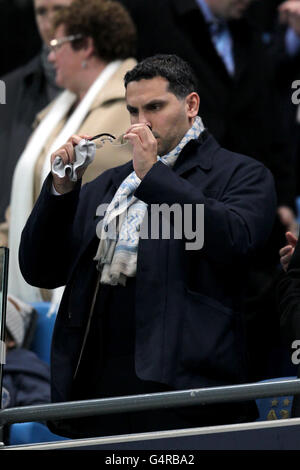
[30,301,57,364]
[9,421,67,444]
[9,302,68,445]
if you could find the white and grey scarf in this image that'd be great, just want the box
[94,116,205,286]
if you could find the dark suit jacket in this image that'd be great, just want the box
[0,54,53,222]
[0,0,41,76]
[19,132,276,434]
[278,242,300,417]
[120,0,295,209]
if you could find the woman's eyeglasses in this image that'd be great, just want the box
[49,34,83,53]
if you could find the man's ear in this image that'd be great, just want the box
[186,92,200,118]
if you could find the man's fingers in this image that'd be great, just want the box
[281,252,294,272]
[124,125,157,153]
[51,134,92,165]
[64,142,76,163]
[51,144,73,165]
[125,123,154,141]
[123,131,142,141]
[286,231,298,247]
[279,245,293,257]
[51,147,68,164]
[67,134,88,146]
[126,122,152,132]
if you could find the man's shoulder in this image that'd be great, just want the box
[222,147,274,183]
[218,145,265,166]
[196,132,268,171]
[202,132,264,167]
[198,134,274,188]
[1,54,43,85]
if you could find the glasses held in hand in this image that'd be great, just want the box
[51,132,129,182]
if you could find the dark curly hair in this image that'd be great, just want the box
[124,54,199,99]
[52,0,136,62]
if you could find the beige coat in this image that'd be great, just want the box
[33,57,136,201]
[0,58,136,248]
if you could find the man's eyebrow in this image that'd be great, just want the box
[126,104,137,113]
[126,99,167,112]
[144,99,166,107]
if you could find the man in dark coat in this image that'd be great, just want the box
[0,0,72,224]
[117,0,300,381]
[278,232,300,417]
[119,0,296,210]
[19,54,276,438]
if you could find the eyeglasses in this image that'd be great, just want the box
[51,133,129,182]
[90,132,129,149]
[49,34,83,53]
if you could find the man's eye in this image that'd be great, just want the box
[149,103,161,111]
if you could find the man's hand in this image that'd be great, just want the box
[123,123,157,179]
[277,205,299,238]
[279,231,298,271]
[279,1,300,36]
[51,134,91,194]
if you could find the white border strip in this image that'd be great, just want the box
[2,416,300,451]
[0,340,6,364]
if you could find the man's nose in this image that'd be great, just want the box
[137,112,150,125]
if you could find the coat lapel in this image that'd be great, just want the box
[81,161,134,255]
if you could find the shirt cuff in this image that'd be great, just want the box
[51,184,62,196]
[286,27,300,56]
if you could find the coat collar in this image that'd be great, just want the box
[88,58,137,112]
[173,129,218,174]
[109,129,217,191]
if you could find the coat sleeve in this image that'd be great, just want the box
[278,240,300,345]
[134,158,277,264]
[19,175,82,289]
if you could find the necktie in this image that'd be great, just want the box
[209,21,235,76]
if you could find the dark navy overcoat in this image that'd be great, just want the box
[19,132,276,418]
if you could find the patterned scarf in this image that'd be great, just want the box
[94,116,204,285]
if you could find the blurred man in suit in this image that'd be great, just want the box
[119,0,299,381]
[0,0,72,226]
